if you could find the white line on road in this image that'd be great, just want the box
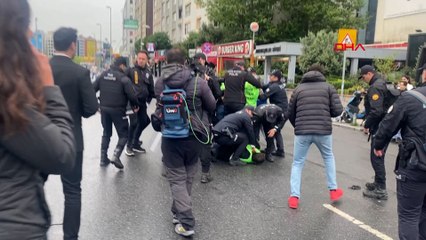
[323,204,393,240]
[150,133,162,152]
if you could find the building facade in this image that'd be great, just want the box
[134,0,153,42]
[375,0,426,43]
[44,31,54,57]
[122,0,136,57]
[152,0,209,44]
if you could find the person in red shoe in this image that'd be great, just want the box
[286,64,344,209]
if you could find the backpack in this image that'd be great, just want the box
[151,84,190,138]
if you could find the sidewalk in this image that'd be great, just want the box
[332,118,364,131]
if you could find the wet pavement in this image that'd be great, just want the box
[45,103,399,240]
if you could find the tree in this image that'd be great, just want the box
[374,57,396,81]
[299,30,344,76]
[134,32,172,52]
[182,32,202,50]
[199,0,366,44]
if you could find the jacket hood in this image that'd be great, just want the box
[161,64,192,88]
[301,71,326,83]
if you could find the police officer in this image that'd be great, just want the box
[94,57,139,169]
[252,104,285,162]
[125,50,155,156]
[193,53,221,183]
[212,106,257,166]
[359,65,389,200]
[223,62,262,115]
[373,65,426,239]
[259,69,288,157]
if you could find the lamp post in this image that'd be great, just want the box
[250,22,259,67]
[106,6,112,65]
[96,23,102,68]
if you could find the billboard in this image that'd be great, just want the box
[85,39,97,62]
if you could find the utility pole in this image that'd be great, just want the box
[106,6,112,65]
[97,23,102,68]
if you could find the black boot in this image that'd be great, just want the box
[110,150,124,169]
[265,153,274,162]
[100,150,110,167]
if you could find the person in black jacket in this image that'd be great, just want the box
[154,48,216,237]
[223,62,261,115]
[94,57,139,169]
[213,106,257,166]
[125,50,155,156]
[50,27,98,240]
[373,83,426,240]
[359,65,390,200]
[259,70,288,157]
[253,104,285,162]
[286,64,343,209]
[0,2,75,238]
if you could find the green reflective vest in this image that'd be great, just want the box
[240,145,261,163]
[244,82,260,107]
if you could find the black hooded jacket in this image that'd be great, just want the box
[126,65,155,103]
[154,64,216,137]
[287,71,343,135]
[223,67,261,104]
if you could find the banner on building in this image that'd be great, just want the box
[217,40,252,57]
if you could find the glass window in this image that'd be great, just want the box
[185,3,191,17]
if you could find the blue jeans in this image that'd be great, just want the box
[290,135,338,198]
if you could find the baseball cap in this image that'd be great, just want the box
[265,109,278,123]
[270,69,282,80]
[114,57,128,67]
[418,63,426,71]
[358,65,375,79]
[194,53,207,61]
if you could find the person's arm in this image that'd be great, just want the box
[282,89,289,112]
[245,72,262,88]
[286,88,298,127]
[275,112,286,130]
[122,76,139,107]
[0,86,76,174]
[147,72,155,103]
[200,78,216,114]
[79,70,98,118]
[243,115,256,145]
[364,87,385,130]
[259,84,279,100]
[329,85,343,118]
[93,73,102,93]
[374,96,406,150]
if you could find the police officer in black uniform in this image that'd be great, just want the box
[223,62,261,115]
[125,50,155,156]
[373,64,426,239]
[212,106,257,166]
[359,65,389,199]
[259,70,288,157]
[252,104,285,162]
[94,57,139,169]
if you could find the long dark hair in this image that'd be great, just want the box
[0,0,44,134]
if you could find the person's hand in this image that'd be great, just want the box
[251,145,257,152]
[133,106,140,113]
[267,128,277,138]
[33,46,54,86]
[374,149,384,157]
[363,128,369,134]
[205,74,210,81]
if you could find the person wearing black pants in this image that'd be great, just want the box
[213,106,256,166]
[94,57,139,169]
[125,50,155,156]
[50,28,99,240]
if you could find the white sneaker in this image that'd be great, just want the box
[174,223,194,237]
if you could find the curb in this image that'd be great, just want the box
[332,122,363,131]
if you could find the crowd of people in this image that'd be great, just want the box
[1,1,425,239]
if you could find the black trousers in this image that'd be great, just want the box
[397,177,426,240]
[61,151,83,240]
[200,143,213,173]
[223,102,245,116]
[260,122,284,154]
[214,133,248,160]
[101,109,128,152]
[370,136,389,189]
[128,104,150,147]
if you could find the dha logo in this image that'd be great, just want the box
[334,29,365,52]
[165,107,178,114]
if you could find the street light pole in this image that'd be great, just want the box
[106,6,112,65]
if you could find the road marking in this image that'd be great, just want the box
[323,204,393,240]
[150,133,162,152]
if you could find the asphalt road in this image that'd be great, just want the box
[45,104,400,240]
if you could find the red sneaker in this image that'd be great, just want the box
[288,196,299,209]
[330,188,343,202]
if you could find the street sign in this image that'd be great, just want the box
[202,42,213,54]
[124,19,139,30]
[250,22,259,33]
[147,42,155,52]
[217,40,252,57]
[337,29,357,45]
